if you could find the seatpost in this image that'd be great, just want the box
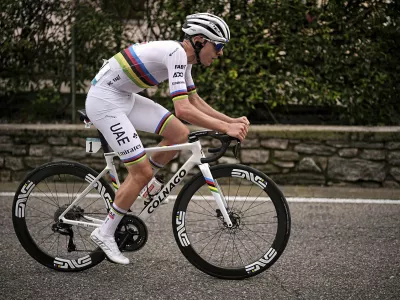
[97,130,111,153]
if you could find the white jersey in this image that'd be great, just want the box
[91,41,196,102]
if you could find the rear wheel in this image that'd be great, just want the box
[172,164,291,279]
[12,161,115,271]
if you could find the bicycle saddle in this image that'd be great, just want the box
[77,109,90,123]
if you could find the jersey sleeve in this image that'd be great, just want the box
[165,47,189,102]
[185,64,197,95]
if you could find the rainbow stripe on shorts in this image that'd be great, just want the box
[121,151,147,166]
[155,112,174,135]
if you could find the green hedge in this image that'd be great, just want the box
[1,0,399,124]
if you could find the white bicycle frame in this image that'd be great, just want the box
[58,140,233,228]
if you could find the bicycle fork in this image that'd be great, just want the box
[198,164,233,228]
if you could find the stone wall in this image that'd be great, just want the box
[1,124,400,188]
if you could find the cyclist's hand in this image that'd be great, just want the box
[231,116,250,127]
[226,123,248,142]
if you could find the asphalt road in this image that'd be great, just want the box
[0,192,399,300]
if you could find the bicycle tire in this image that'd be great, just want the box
[12,161,115,272]
[172,164,291,279]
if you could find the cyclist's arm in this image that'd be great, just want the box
[164,46,246,139]
[174,98,229,133]
[188,93,233,123]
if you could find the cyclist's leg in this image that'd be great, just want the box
[128,93,190,168]
[90,156,152,264]
[86,87,154,263]
[86,106,153,210]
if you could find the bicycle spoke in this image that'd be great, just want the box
[191,228,225,247]
[41,177,59,207]
[231,178,243,211]
[35,230,58,248]
[189,199,216,216]
[55,175,64,207]
[240,189,267,214]
[208,230,224,261]
[28,194,59,209]
[241,211,276,219]
[24,215,50,219]
[188,228,221,234]
[56,234,62,255]
[200,190,218,212]
[239,226,276,237]
[220,230,232,265]
[46,234,59,253]
[72,180,87,206]
[241,198,272,214]
[185,218,218,223]
[75,227,90,251]
[32,184,60,208]
[81,196,104,212]
[232,233,245,266]
[236,228,265,253]
[31,219,55,237]
[64,174,70,205]
[71,177,76,206]
[227,177,231,207]
[27,216,53,228]
[26,204,54,219]
[198,229,224,255]
[239,184,253,212]
[242,221,277,226]
[186,210,216,218]
[233,231,256,262]
[241,224,272,244]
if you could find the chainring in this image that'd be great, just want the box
[115,214,148,252]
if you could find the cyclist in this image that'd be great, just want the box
[87,13,250,264]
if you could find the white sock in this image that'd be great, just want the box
[149,157,164,176]
[99,203,127,237]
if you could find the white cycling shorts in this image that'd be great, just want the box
[85,83,174,167]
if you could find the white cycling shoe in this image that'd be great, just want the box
[90,228,129,265]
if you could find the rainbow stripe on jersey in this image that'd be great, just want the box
[171,89,188,102]
[187,85,197,95]
[114,46,159,88]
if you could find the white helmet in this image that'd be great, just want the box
[182,13,230,43]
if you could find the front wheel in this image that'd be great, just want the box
[172,164,291,279]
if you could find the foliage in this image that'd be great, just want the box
[147,0,400,125]
[1,0,399,124]
[0,0,140,120]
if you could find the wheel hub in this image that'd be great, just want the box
[216,209,241,229]
[54,204,84,222]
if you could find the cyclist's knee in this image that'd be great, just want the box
[181,126,190,140]
[174,126,190,144]
[168,125,190,144]
[161,118,190,144]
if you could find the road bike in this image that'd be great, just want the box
[12,110,291,279]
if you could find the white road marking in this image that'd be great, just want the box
[1,192,399,204]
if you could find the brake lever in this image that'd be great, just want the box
[233,141,241,159]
